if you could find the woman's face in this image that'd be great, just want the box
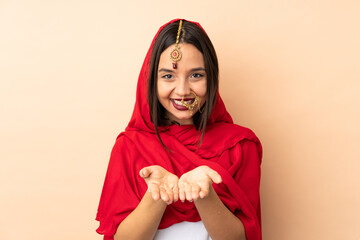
[157,43,207,125]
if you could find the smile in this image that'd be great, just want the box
[171,99,195,110]
[172,99,195,106]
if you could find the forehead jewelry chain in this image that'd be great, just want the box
[170,20,183,69]
[181,90,199,116]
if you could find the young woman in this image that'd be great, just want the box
[95,19,262,240]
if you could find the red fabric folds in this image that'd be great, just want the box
[96,18,263,240]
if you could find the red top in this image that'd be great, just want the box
[96,18,263,240]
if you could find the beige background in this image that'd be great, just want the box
[1,0,359,239]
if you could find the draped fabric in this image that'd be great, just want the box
[96,18,263,240]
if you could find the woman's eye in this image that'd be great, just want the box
[162,74,173,79]
[192,73,204,78]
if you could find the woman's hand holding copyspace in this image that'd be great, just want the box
[140,165,179,205]
[178,166,222,202]
[140,165,222,204]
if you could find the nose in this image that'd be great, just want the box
[174,78,191,97]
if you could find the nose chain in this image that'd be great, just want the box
[181,90,199,116]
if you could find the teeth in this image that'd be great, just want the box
[173,99,193,106]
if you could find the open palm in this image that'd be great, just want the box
[178,166,222,202]
[140,165,179,205]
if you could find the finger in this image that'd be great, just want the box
[149,183,160,200]
[185,183,192,202]
[165,186,174,204]
[191,185,201,201]
[173,184,179,202]
[207,169,222,184]
[139,167,151,178]
[160,187,169,203]
[179,182,186,202]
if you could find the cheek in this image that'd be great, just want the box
[196,80,207,97]
[197,81,207,104]
[157,81,170,99]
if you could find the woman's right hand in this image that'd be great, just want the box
[139,165,179,205]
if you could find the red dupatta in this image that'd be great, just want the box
[96,18,263,240]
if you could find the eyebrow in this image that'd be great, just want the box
[158,67,205,73]
[158,68,174,73]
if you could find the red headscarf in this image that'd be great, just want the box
[96,19,263,240]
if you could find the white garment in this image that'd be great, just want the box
[154,221,212,240]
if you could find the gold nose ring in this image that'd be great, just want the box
[181,91,199,116]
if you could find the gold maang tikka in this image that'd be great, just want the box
[181,91,200,116]
[170,20,183,69]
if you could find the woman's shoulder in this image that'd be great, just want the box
[111,131,137,152]
[113,130,159,151]
[206,122,260,143]
[195,122,261,159]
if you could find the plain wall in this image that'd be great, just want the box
[0,0,359,239]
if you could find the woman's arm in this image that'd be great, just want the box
[114,190,167,240]
[114,165,179,240]
[194,186,246,240]
[178,166,246,240]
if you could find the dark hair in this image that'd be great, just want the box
[148,20,219,150]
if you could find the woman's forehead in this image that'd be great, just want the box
[158,43,205,71]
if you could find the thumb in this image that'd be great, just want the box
[139,167,152,178]
[207,169,222,184]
